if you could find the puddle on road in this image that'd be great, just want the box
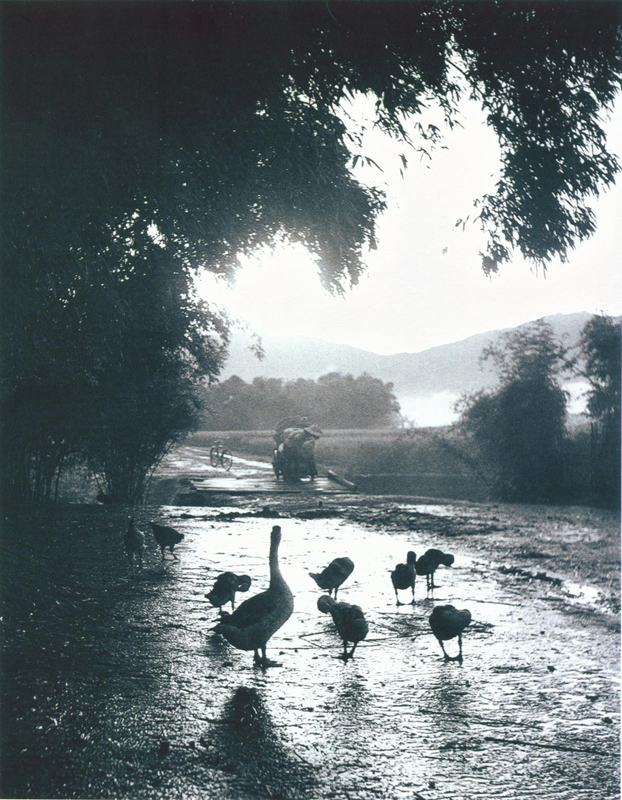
[2,506,618,800]
[563,581,608,609]
[395,502,469,518]
[123,514,620,800]
[158,446,273,479]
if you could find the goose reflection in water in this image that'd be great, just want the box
[421,667,475,733]
[322,675,380,771]
[201,686,316,797]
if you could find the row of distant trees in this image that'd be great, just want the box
[456,315,620,505]
[200,314,620,505]
[199,373,401,431]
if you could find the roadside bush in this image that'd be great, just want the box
[457,321,569,502]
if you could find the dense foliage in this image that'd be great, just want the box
[2,2,620,501]
[458,321,569,501]
[457,315,622,503]
[1,226,230,503]
[577,314,621,503]
[201,373,401,431]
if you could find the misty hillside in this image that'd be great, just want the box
[222,312,594,397]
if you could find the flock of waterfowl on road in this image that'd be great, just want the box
[124,519,472,668]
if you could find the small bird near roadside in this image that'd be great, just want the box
[309,557,354,598]
[206,572,252,613]
[317,595,369,661]
[416,548,455,590]
[149,521,185,561]
[213,525,294,668]
[124,517,145,577]
[391,550,417,605]
[429,605,472,663]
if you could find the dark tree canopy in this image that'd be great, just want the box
[1,1,621,501]
[2,1,621,285]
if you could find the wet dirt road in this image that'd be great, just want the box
[1,493,619,800]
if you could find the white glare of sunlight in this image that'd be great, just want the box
[195,244,343,337]
[147,222,166,247]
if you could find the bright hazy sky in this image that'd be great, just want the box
[197,95,621,356]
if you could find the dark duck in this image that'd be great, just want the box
[309,557,354,598]
[124,517,145,577]
[391,550,417,604]
[429,605,472,663]
[206,572,252,613]
[213,525,294,668]
[317,595,369,661]
[416,548,455,590]
[149,521,185,560]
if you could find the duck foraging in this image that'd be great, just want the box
[429,605,471,663]
[309,557,354,598]
[391,550,417,604]
[416,548,455,590]
[318,595,369,661]
[124,518,145,577]
[149,521,184,561]
[206,572,252,613]
[213,525,293,668]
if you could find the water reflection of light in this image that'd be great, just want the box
[135,512,619,799]
[396,503,458,517]
[563,582,603,609]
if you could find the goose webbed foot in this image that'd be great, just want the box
[338,642,352,662]
[339,643,358,662]
[257,658,282,669]
[255,647,282,668]
[339,652,352,663]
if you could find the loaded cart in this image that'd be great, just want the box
[272,416,322,482]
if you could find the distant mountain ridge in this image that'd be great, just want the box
[222,312,594,398]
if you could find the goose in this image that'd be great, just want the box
[206,572,252,613]
[124,517,145,576]
[391,550,417,604]
[213,525,293,667]
[317,595,369,661]
[309,557,354,598]
[429,605,471,663]
[416,548,455,590]
[149,521,184,560]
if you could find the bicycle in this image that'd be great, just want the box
[210,442,233,472]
